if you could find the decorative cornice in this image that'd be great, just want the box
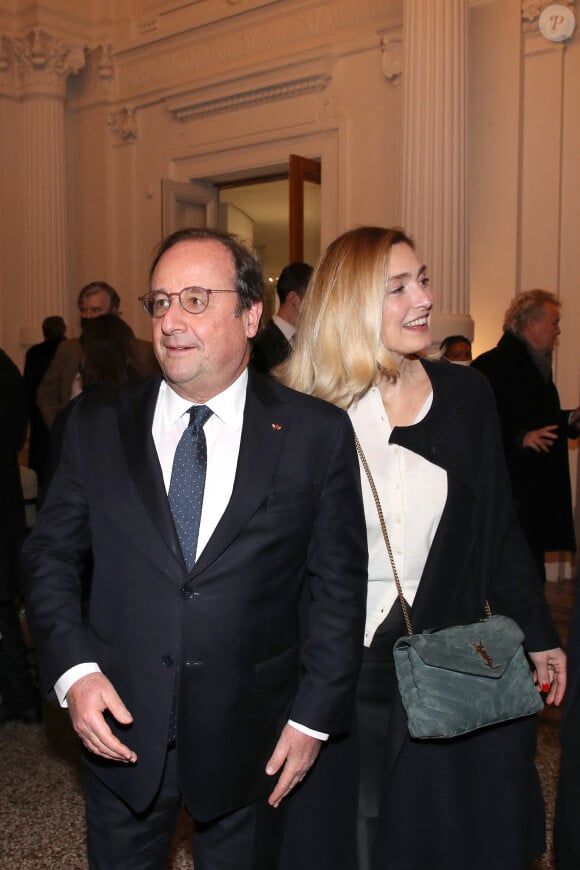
[107,106,138,142]
[111,0,398,103]
[166,70,331,122]
[11,29,85,97]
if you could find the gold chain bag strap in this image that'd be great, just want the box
[355,435,543,739]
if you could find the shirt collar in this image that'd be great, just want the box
[160,368,248,430]
[272,314,295,343]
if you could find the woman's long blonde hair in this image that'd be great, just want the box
[282,226,414,409]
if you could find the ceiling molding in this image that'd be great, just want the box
[166,70,332,122]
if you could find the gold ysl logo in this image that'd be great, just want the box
[470,640,500,670]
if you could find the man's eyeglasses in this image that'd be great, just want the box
[139,287,238,318]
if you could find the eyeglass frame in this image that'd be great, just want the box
[138,286,239,318]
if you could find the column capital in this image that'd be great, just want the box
[6,29,86,98]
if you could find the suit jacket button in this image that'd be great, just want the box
[181,587,195,599]
[162,655,174,668]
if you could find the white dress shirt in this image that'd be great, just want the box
[152,373,246,559]
[348,386,448,646]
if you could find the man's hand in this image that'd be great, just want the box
[529,647,567,706]
[265,724,321,808]
[523,425,558,453]
[66,672,137,763]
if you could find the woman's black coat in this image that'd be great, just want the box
[283,360,559,870]
[373,359,559,869]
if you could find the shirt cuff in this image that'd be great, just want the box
[54,663,101,707]
[287,719,329,741]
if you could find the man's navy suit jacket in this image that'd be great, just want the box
[23,369,368,820]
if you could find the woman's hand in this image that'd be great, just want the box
[528,647,567,706]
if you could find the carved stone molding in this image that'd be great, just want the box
[114,0,397,103]
[381,36,402,85]
[107,106,138,142]
[132,0,286,39]
[166,71,331,122]
[522,0,575,33]
[7,29,86,98]
[98,44,114,81]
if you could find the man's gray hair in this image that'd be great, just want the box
[503,289,559,335]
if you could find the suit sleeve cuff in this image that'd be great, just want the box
[287,719,329,741]
[55,663,101,707]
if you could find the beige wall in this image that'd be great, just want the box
[468,0,522,359]
[0,0,578,422]
[58,0,404,349]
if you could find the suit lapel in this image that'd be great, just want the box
[389,360,478,497]
[118,372,291,578]
[190,371,288,579]
[118,377,184,567]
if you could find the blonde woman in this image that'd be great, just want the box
[283,226,566,870]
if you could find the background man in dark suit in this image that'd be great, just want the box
[23,229,367,870]
[36,281,158,428]
[23,315,66,485]
[0,348,42,725]
[472,289,580,582]
[251,261,312,374]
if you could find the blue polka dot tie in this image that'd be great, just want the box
[168,404,213,571]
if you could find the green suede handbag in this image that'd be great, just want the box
[355,437,544,740]
[392,613,543,738]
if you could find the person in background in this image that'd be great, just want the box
[23,315,67,486]
[439,333,472,364]
[37,281,158,428]
[251,261,313,374]
[283,226,566,870]
[0,347,42,725]
[46,314,141,490]
[471,289,580,583]
[22,228,367,870]
[72,313,140,397]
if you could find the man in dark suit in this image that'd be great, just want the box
[37,281,158,428]
[0,348,42,724]
[472,289,579,582]
[251,262,312,374]
[23,315,66,484]
[23,228,367,870]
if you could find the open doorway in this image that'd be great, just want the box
[216,159,321,320]
[162,157,321,322]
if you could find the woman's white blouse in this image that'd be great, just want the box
[348,386,448,647]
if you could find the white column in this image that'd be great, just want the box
[400,0,472,345]
[13,30,85,345]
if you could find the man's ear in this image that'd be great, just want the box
[245,301,263,339]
